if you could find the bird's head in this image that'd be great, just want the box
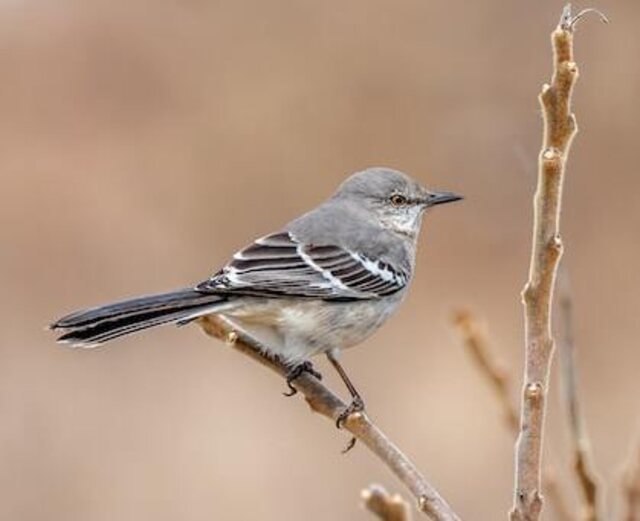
[333,167,462,238]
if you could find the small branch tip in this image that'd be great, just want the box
[560,3,573,30]
[561,4,609,31]
[571,8,609,29]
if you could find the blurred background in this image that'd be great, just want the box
[1,0,638,519]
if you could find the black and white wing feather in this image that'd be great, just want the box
[196,232,408,300]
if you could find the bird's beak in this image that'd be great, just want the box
[421,190,463,207]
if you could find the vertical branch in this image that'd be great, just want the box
[453,311,574,521]
[512,6,578,518]
[557,269,602,519]
[511,6,605,520]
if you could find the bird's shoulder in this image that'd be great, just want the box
[197,221,410,300]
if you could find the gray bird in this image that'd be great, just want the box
[51,167,461,426]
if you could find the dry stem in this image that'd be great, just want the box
[622,436,640,521]
[362,484,413,521]
[557,270,602,520]
[453,311,518,431]
[453,310,573,521]
[197,315,459,521]
[511,5,601,519]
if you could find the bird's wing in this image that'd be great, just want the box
[196,231,408,300]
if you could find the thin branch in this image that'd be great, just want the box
[452,311,518,431]
[511,5,602,519]
[545,468,577,521]
[622,435,640,521]
[362,484,413,521]
[566,8,609,29]
[452,310,574,521]
[557,268,602,520]
[197,315,460,521]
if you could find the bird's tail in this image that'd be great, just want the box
[50,289,228,347]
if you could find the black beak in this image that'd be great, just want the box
[423,190,463,207]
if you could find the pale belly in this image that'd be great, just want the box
[220,296,402,364]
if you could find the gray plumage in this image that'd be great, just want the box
[51,167,461,364]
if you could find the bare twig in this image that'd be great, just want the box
[545,468,576,521]
[557,269,602,520]
[511,5,603,519]
[197,315,460,521]
[452,310,574,521]
[622,435,640,521]
[566,8,609,29]
[362,484,413,521]
[452,311,518,431]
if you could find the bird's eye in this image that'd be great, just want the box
[389,194,408,207]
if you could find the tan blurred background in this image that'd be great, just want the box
[1,0,639,519]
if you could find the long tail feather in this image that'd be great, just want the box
[50,289,227,347]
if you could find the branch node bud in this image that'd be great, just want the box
[525,382,544,401]
[226,330,238,345]
[542,147,561,161]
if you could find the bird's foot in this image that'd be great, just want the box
[283,361,322,397]
[336,397,365,453]
[335,395,365,429]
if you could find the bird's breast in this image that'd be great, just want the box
[224,296,402,363]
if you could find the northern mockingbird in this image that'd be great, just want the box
[51,167,461,426]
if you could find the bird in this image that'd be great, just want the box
[50,167,462,427]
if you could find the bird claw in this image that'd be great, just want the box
[283,361,322,397]
[336,397,365,453]
[335,395,365,429]
[341,436,357,454]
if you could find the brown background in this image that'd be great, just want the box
[1,1,638,519]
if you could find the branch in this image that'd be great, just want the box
[622,435,640,521]
[452,311,518,432]
[557,269,602,520]
[452,310,574,521]
[362,484,413,521]
[511,5,605,519]
[197,315,460,521]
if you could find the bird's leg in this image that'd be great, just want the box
[283,361,322,397]
[326,350,365,429]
